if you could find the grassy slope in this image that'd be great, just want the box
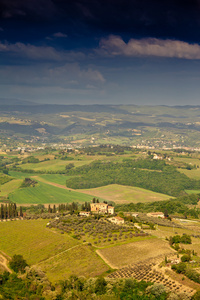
[173,157,200,180]
[19,155,101,171]
[9,181,95,204]
[80,184,172,204]
[0,219,109,281]
[37,174,71,185]
[9,171,37,179]
[0,219,79,265]
[39,244,110,282]
[173,157,200,166]
[18,153,145,172]
[0,179,22,197]
[186,189,200,194]
[179,168,200,180]
[19,159,80,171]
[7,172,171,204]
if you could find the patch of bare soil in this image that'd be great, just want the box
[0,252,12,273]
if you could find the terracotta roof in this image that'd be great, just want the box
[148,212,164,215]
[113,216,124,220]
[91,203,107,206]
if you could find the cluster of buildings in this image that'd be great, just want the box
[79,202,125,224]
[90,202,115,214]
[79,201,166,226]
[80,202,115,216]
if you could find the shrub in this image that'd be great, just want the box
[94,277,107,295]
[148,283,167,298]
[9,255,28,273]
[181,254,190,262]
[192,290,200,299]
[171,262,187,274]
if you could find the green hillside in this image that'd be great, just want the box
[9,181,96,204]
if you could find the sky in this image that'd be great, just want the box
[1,0,200,105]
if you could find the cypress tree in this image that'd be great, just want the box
[0,204,3,219]
[20,206,23,217]
[8,204,11,219]
[4,204,7,219]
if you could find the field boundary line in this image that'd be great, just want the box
[36,243,87,265]
[31,176,76,191]
[96,249,118,269]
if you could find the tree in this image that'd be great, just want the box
[164,209,168,218]
[181,254,190,262]
[9,255,28,273]
[94,277,107,295]
[48,205,52,213]
[19,206,23,217]
[147,283,167,298]
[65,163,75,170]
[3,204,7,219]
[0,204,3,219]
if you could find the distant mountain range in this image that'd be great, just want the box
[0,99,200,148]
[0,98,36,106]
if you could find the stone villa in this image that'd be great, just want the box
[90,203,114,214]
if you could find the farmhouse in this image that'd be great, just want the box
[109,216,124,225]
[108,206,115,214]
[153,154,163,160]
[147,212,165,218]
[132,213,139,217]
[90,203,114,214]
[79,211,90,217]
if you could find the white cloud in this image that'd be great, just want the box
[0,41,85,61]
[0,63,105,87]
[47,63,105,85]
[80,68,105,83]
[99,35,200,59]
[53,32,67,38]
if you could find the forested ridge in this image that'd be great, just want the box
[65,159,200,196]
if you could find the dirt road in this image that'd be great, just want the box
[0,253,12,273]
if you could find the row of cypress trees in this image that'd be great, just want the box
[0,203,23,219]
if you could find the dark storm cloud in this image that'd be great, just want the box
[0,0,56,20]
[1,0,200,105]
[1,0,200,41]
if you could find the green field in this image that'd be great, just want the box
[39,244,110,282]
[80,184,172,204]
[0,219,79,265]
[9,181,97,204]
[37,174,71,185]
[173,157,200,166]
[7,172,172,204]
[0,179,22,197]
[179,168,200,179]
[17,153,147,172]
[19,159,85,171]
[0,219,110,281]
[9,171,37,179]
[185,189,200,194]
